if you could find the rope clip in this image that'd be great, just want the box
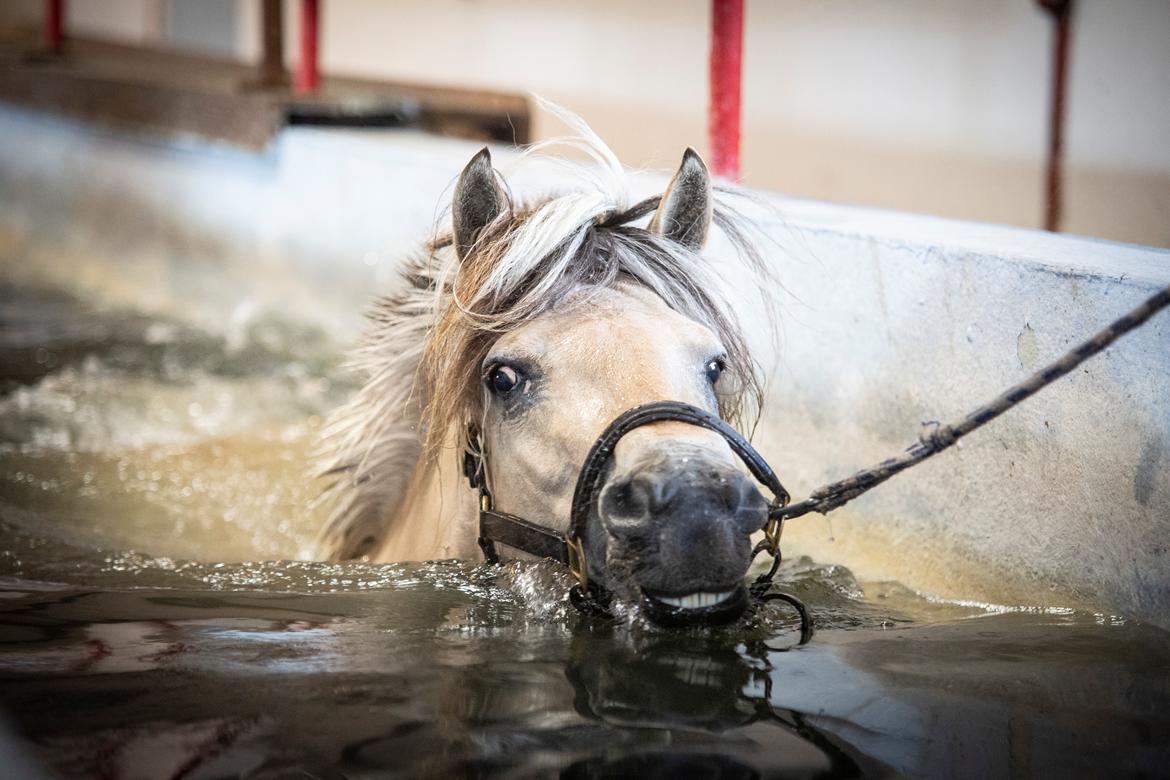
[565,534,589,589]
[763,515,785,557]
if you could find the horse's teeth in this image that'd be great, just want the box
[658,590,733,609]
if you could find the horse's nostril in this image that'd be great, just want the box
[601,477,648,526]
[730,477,769,534]
[606,480,633,515]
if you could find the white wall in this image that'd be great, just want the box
[1,0,1167,247]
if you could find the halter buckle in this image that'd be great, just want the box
[763,515,785,556]
[565,535,589,589]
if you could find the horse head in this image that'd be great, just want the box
[443,146,769,622]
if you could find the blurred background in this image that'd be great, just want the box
[0,0,1167,248]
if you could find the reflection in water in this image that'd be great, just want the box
[1,270,1169,777]
[560,628,886,777]
[2,582,1166,778]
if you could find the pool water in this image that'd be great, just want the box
[1,281,1168,778]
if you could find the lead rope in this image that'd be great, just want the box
[748,284,1169,621]
[769,284,1169,523]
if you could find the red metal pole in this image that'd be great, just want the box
[43,0,63,54]
[709,0,744,180]
[295,0,320,95]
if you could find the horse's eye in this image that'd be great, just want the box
[705,358,726,384]
[488,365,521,395]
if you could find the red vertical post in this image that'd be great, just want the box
[709,0,744,180]
[295,0,320,95]
[43,0,64,54]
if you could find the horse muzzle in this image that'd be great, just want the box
[468,401,795,628]
[599,445,768,624]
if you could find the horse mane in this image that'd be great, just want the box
[314,109,775,561]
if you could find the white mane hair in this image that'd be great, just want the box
[315,105,775,561]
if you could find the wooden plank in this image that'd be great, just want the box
[0,34,529,150]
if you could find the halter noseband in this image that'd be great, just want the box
[464,401,800,616]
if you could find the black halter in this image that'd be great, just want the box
[464,400,805,623]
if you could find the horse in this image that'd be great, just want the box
[316,112,776,622]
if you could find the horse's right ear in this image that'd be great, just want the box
[452,147,510,261]
[649,148,712,250]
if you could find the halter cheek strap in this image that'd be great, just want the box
[465,401,792,596]
[464,430,574,567]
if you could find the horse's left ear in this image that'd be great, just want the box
[649,147,712,250]
[453,147,510,261]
